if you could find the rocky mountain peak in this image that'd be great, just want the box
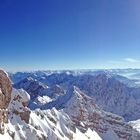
[0,70,12,109]
[0,70,12,134]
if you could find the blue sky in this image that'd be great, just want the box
[0,0,140,71]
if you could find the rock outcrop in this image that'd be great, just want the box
[63,86,140,140]
[14,77,48,99]
[44,86,140,140]
[0,70,12,134]
[0,70,12,109]
[9,89,31,124]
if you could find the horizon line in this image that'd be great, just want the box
[6,68,140,73]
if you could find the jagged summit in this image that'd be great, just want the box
[0,70,12,134]
[43,85,140,139]
[1,69,140,139]
[14,76,48,99]
[0,70,12,109]
[0,70,103,139]
[13,71,140,121]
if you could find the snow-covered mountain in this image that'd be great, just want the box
[42,86,140,139]
[6,69,140,139]
[1,70,104,140]
[73,74,140,121]
[1,70,140,140]
[6,88,104,140]
[13,71,140,121]
[14,77,49,99]
[9,69,140,84]
[64,86,140,140]
[14,77,66,109]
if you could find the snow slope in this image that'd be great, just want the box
[14,72,140,121]
[0,88,102,140]
[42,86,140,140]
[6,70,140,139]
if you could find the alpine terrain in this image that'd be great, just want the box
[0,69,140,139]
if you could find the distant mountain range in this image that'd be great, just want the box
[2,69,140,139]
[12,69,140,121]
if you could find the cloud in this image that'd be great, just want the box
[108,58,140,65]
[124,58,140,63]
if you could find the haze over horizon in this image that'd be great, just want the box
[0,0,140,71]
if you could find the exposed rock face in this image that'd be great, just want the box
[0,70,12,109]
[0,70,12,134]
[45,86,140,140]
[14,77,48,99]
[13,71,140,121]
[9,89,31,124]
[62,87,139,139]
[8,89,100,140]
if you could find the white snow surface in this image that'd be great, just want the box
[1,87,138,140]
[129,119,140,133]
[0,88,103,140]
[3,70,140,139]
[13,70,140,121]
